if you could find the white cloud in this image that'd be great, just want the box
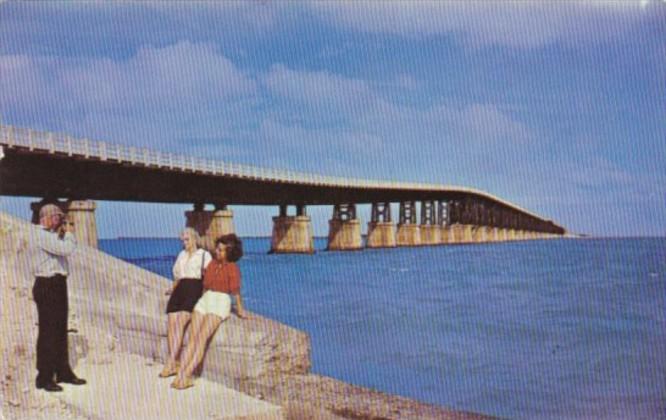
[262,64,375,108]
[256,118,384,171]
[307,1,647,48]
[259,63,538,181]
[0,42,258,145]
[0,41,256,111]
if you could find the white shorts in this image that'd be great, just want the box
[194,291,231,320]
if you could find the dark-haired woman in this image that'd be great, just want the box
[171,234,248,390]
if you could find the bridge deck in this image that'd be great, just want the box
[0,125,562,232]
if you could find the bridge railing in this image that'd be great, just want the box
[0,124,448,193]
[1,124,414,189]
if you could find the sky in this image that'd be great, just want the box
[0,1,664,238]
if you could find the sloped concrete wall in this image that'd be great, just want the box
[0,212,311,384]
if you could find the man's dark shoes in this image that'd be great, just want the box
[56,375,87,385]
[36,379,63,392]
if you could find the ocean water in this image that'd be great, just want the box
[99,237,666,419]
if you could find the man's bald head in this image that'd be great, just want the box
[39,204,65,230]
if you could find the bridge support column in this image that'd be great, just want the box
[420,225,441,245]
[507,229,517,241]
[396,201,421,246]
[185,203,235,251]
[270,205,314,254]
[209,205,235,246]
[366,202,396,248]
[66,200,98,248]
[438,201,450,244]
[445,224,463,243]
[460,225,473,243]
[32,199,98,248]
[327,204,362,251]
[441,225,452,243]
[420,200,441,245]
[471,225,487,243]
[479,226,496,242]
[488,227,500,242]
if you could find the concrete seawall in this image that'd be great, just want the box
[0,212,492,420]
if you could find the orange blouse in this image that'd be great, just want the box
[203,260,241,294]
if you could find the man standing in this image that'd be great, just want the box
[31,203,86,392]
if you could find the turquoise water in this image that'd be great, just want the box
[100,237,666,419]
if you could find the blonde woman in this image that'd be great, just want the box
[160,228,212,378]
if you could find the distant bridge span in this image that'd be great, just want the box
[0,125,566,252]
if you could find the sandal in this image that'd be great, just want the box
[158,362,180,378]
[171,376,194,390]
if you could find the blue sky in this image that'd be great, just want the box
[0,1,664,238]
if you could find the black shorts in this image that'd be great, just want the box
[166,278,203,314]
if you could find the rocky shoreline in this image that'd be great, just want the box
[0,212,492,420]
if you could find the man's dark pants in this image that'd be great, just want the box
[32,275,75,383]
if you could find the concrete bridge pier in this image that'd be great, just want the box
[366,202,397,248]
[420,200,441,245]
[485,226,499,242]
[66,200,98,248]
[31,199,98,248]
[438,201,450,244]
[327,203,362,251]
[270,204,314,254]
[185,203,235,251]
[445,224,461,243]
[440,225,451,243]
[471,225,486,243]
[443,199,473,244]
[507,228,517,241]
[396,201,421,246]
[447,224,474,243]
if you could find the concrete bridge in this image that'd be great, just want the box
[0,124,566,252]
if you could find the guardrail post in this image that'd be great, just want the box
[100,142,107,161]
[48,133,55,153]
[8,126,15,147]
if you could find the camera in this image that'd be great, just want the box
[57,219,75,238]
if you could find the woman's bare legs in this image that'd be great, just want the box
[163,311,192,373]
[173,311,222,386]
